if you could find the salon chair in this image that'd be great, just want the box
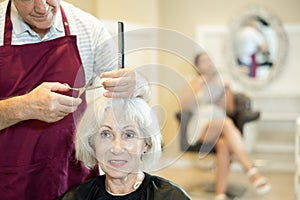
[175,92,260,198]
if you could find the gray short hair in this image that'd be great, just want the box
[75,97,162,171]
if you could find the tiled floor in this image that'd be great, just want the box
[153,152,295,200]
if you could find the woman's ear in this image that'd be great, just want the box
[143,139,151,153]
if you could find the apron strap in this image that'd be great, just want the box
[3,1,71,46]
[60,6,71,36]
[4,0,12,46]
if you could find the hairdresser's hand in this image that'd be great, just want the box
[23,82,82,122]
[100,67,136,98]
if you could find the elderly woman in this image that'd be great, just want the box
[57,96,191,200]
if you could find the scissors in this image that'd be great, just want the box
[68,75,103,98]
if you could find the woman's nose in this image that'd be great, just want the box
[34,0,48,14]
[110,138,124,154]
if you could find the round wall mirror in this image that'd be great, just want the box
[228,7,288,88]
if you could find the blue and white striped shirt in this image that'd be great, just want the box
[0,0,117,82]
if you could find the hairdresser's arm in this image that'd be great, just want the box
[0,82,82,131]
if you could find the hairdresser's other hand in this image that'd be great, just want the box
[100,67,136,98]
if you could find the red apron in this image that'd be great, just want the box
[0,1,92,199]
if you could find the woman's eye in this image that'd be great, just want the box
[124,131,135,138]
[100,131,111,138]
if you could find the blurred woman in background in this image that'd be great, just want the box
[181,52,271,200]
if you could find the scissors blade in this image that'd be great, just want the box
[77,74,98,97]
[84,74,98,89]
[85,85,103,91]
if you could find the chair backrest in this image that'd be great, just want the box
[234,93,252,113]
[232,93,260,133]
[175,112,191,151]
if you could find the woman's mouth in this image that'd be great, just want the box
[108,160,128,168]
[31,14,50,21]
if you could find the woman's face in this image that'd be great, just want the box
[13,0,60,33]
[196,53,215,76]
[94,107,148,179]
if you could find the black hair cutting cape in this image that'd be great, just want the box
[57,172,191,200]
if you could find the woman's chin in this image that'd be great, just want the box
[103,166,130,179]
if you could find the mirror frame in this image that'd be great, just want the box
[228,7,288,88]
